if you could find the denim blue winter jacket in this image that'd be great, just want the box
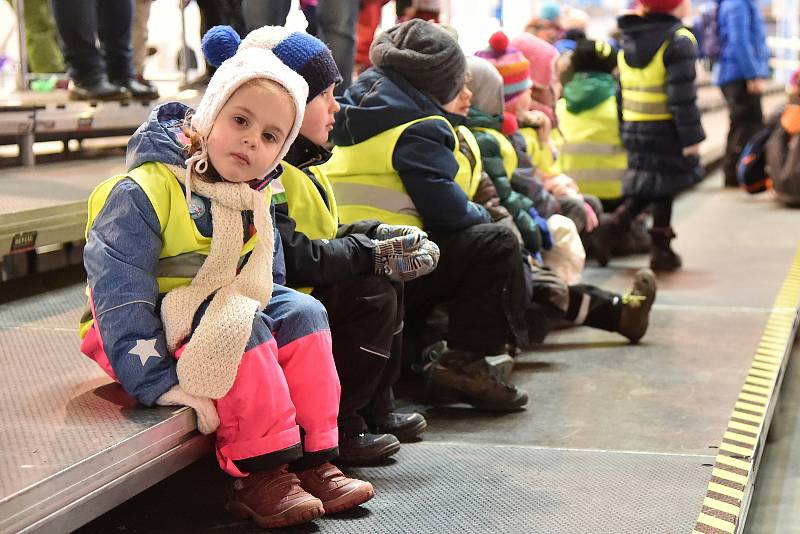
[84,102,286,406]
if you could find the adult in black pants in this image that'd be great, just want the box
[49,0,157,100]
[721,81,765,187]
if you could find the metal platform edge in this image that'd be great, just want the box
[692,244,800,534]
[0,409,207,534]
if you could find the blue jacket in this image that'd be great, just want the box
[84,102,286,406]
[715,0,770,85]
[331,67,490,233]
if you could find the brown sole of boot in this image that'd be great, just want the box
[322,483,376,514]
[227,499,324,528]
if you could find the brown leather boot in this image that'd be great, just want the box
[227,465,324,528]
[649,227,682,271]
[296,462,375,514]
[617,268,657,343]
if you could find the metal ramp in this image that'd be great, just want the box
[0,89,200,166]
[0,284,212,534]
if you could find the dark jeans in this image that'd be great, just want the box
[49,0,133,84]
[405,223,529,356]
[196,0,245,76]
[316,0,359,95]
[312,276,403,435]
[722,80,764,186]
[242,0,291,31]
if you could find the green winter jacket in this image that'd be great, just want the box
[466,107,542,254]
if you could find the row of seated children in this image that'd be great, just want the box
[77,1,703,525]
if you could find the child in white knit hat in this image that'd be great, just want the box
[79,44,373,529]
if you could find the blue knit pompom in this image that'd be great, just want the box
[202,26,241,68]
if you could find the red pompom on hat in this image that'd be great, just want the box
[501,112,519,135]
[638,0,683,13]
[488,31,510,53]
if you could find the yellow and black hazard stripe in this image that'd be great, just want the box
[693,246,800,534]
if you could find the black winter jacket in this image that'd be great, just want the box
[618,13,706,199]
[274,135,381,289]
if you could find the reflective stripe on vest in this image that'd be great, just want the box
[618,27,697,122]
[78,162,270,339]
[555,95,628,199]
[277,162,341,294]
[322,116,466,228]
[471,126,519,179]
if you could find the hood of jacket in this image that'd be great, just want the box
[563,72,617,114]
[283,135,332,170]
[617,13,684,69]
[126,101,192,171]
[331,67,462,147]
[465,106,503,131]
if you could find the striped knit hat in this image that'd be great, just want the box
[475,31,532,102]
[203,25,341,102]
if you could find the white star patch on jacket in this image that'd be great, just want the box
[129,338,162,366]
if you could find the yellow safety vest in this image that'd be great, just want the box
[519,126,562,175]
[555,95,628,200]
[78,162,268,338]
[322,116,475,228]
[454,125,483,200]
[275,161,339,294]
[618,27,697,122]
[471,126,519,180]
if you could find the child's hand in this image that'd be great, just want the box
[682,143,701,157]
[546,173,580,198]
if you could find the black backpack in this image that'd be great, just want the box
[737,125,775,194]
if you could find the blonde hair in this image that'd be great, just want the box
[182,78,295,184]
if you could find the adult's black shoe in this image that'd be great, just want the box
[69,77,128,101]
[366,412,427,442]
[336,432,400,466]
[112,78,160,100]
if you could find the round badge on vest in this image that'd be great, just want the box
[188,193,206,219]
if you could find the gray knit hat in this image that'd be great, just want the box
[466,56,504,117]
[369,19,466,106]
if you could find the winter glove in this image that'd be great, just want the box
[529,207,553,250]
[373,223,427,242]
[157,384,220,435]
[382,240,440,282]
[372,232,427,274]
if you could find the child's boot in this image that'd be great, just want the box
[649,227,682,271]
[617,268,658,343]
[227,464,324,528]
[296,462,375,514]
[593,205,632,266]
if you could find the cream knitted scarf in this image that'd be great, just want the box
[161,163,273,399]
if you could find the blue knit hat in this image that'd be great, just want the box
[202,25,341,102]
